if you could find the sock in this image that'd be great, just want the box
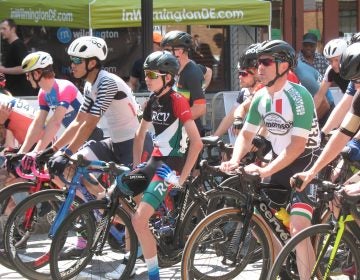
[146,255,160,280]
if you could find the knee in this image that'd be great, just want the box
[290,215,311,237]
[132,213,149,234]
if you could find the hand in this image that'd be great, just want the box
[290,171,314,192]
[21,151,37,171]
[220,160,239,172]
[133,162,147,170]
[0,102,12,124]
[5,153,24,176]
[156,164,181,187]
[36,147,56,165]
[244,163,264,176]
[47,154,70,176]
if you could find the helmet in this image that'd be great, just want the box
[238,43,260,69]
[21,51,53,72]
[143,51,180,77]
[68,36,108,61]
[160,31,193,50]
[323,38,347,58]
[339,42,360,81]
[256,40,296,68]
[349,32,360,45]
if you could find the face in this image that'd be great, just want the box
[354,80,360,91]
[25,71,39,89]
[257,55,279,85]
[238,67,257,88]
[301,42,316,59]
[327,57,341,73]
[0,21,12,41]
[144,70,168,92]
[163,47,184,61]
[69,56,86,78]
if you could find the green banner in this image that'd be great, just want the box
[0,0,271,29]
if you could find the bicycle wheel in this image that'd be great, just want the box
[268,223,360,280]
[4,189,82,280]
[181,207,272,280]
[0,181,51,269]
[50,199,138,280]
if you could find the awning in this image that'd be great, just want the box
[0,0,271,29]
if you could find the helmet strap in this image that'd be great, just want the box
[154,76,172,96]
[266,62,289,87]
[31,71,43,88]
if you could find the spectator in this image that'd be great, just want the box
[0,18,37,96]
[298,32,329,76]
[128,32,163,92]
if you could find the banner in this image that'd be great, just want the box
[0,0,271,29]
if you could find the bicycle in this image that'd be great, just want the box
[48,159,244,279]
[3,155,125,280]
[180,165,336,280]
[268,179,360,279]
[0,155,55,269]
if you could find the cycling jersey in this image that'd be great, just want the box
[143,90,192,157]
[80,69,140,143]
[174,60,206,134]
[339,90,360,137]
[0,92,36,144]
[244,81,320,156]
[38,79,83,128]
[323,65,350,93]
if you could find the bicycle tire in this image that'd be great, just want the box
[268,223,360,280]
[49,199,138,280]
[0,181,51,269]
[181,207,272,280]
[4,189,83,280]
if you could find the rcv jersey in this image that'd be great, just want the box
[81,70,139,143]
[244,81,320,156]
[38,79,83,128]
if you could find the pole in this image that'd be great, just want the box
[142,0,153,59]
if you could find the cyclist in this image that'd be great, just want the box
[161,31,207,136]
[313,38,349,124]
[16,51,98,164]
[214,43,262,138]
[220,40,321,280]
[45,36,151,196]
[105,51,203,279]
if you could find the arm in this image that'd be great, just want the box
[0,65,25,75]
[133,119,151,167]
[179,120,203,185]
[0,104,11,146]
[213,104,237,137]
[321,93,354,134]
[313,80,330,110]
[33,106,68,152]
[190,102,206,120]
[203,67,212,90]
[18,110,47,153]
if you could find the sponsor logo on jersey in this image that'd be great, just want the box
[264,112,293,135]
[152,111,170,123]
[286,88,305,115]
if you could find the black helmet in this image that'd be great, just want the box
[160,30,193,50]
[257,40,296,68]
[349,32,360,45]
[239,43,260,69]
[339,42,360,81]
[143,51,180,77]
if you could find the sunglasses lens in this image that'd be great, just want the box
[354,79,360,84]
[258,58,274,67]
[70,57,83,65]
[145,71,159,79]
[238,71,249,77]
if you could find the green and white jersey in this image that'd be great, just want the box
[244,81,320,156]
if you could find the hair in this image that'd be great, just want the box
[39,65,55,79]
[1,18,17,30]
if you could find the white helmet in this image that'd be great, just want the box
[68,36,108,61]
[323,38,347,59]
[21,51,53,72]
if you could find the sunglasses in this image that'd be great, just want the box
[164,48,183,54]
[70,56,84,65]
[238,70,254,77]
[144,70,167,80]
[353,79,360,84]
[257,58,280,67]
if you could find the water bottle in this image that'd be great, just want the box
[275,207,290,229]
